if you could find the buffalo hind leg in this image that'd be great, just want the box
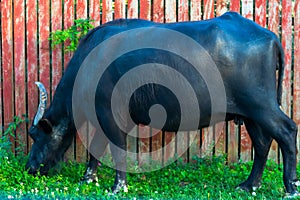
[238,119,272,191]
[254,107,299,195]
[82,130,109,183]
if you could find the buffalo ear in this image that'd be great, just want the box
[38,119,53,134]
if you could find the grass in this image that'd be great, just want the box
[0,153,295,200]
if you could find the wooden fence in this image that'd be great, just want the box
[0,0,299,164]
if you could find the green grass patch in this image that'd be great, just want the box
[0,154,296,199]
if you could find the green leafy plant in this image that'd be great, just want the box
[0,115,28,159]
[49,18,94,52]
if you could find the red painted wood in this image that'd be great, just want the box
[178,0,189,21]
[89,0,100,26]
[151,128,163,163]
[281,0,293,116]
[102,0,113,23]
[138,126,150,165]
[63,0,75,160]
[216,0,229,16]
[38,0,51,105]
[165,0,176,22]
[139,0,151,20]
[164,131,175,164]
[2,0,14,152]
[127,0,138,18]
[153,0,164,22]
[241,0,254,19]
[293,0,300,161]
[267,0,280,162]
[227,124,239,163]
[190,0,202,21]
[114,0,126,19]
[203,0,215,19]
[51,0,63,97]
[76,0,87,19]
[26,0,38,151]
[214,123,226,156]
[255,0,266,27]
[75,0,88,162]
[268,0,280,35]
[229,0,240,13]
[14,0,26,154]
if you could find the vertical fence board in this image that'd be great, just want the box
[76,0,87,19]
[102,0,113,23]
[281,0,293,116]
[178,0,189,21]
[140,0,151,20]
[267,0,280,162]
[293,0,300,161]
[63,0,75,161]
[190,0,202,21]
[165,0,176,22]
[89,0,100,26]
[203,0,215,19]
[26,0,38,151]
[2,0,14,152]
[115,0,126,19]
[216,0,229,16]
[14,0,26,154]
[127,0,139,18]
[230,0,240,12]
[153,0,164,22]
[74,0,88,163]
[255,0,266,27]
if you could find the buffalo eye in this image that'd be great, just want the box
[38,119,53,134]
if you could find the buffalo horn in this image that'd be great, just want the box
[33,82,48,126]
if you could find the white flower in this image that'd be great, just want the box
[7,195,13,199]
[252,191,256,196]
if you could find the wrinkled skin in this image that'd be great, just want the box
[26,12,299,196]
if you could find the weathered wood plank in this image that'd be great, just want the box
[190,0,202,21]
[114,0,126,19]
[153,0,164,22]
[26,0,38,152]
[102,0,113,23]
[255,0,267,27]
[203,0,215,19]
[2,0,14,152]
[216,0,229,16]
[267,0,280,162]
[74,0,88,163]
[178,0,189,21]
[139,0,151,20]
[293,0,300,161]
[165,0,176,22]
[76,0,87,19]
[89,0,100,26]
[127,0,138,18]
[14,0,26,154]
[63,0,75,161]
[230,0,240,13]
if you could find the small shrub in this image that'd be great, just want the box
[49,18,94,52]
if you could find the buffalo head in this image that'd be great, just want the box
[26,82,74,175]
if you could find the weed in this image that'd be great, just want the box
[49,18,94,52]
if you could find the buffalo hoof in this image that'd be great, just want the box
[284,191,300,199]
[81,167,98,184]
[109,180,128,195]
[236,181,260,192]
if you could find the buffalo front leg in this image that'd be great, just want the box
[238,119,272,191]
[109,135,128,194]
[82,130,109,184]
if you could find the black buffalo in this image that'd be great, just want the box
[26,12,299,196]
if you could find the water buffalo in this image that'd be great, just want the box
[26,12,299,196]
